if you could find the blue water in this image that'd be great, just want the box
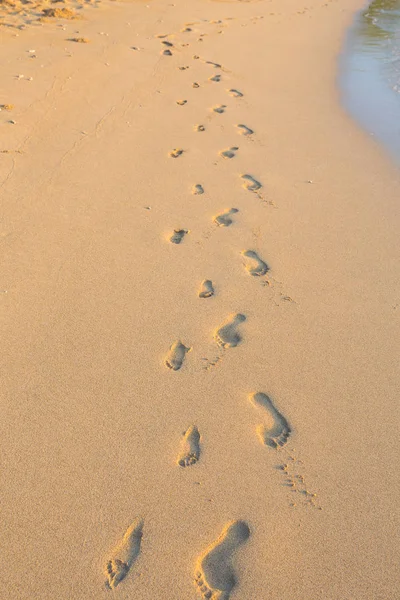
[340,0,400,163]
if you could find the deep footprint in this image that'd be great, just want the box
[214,208,238,227]
[212,105,227,114]
[241,174,261,191]
[104,519,143,589]
[165,341,191,370]
[169,229,188,244]
[192,184,204,195]
[169,148,184,158]
[220,147,239,159]
[228,89,244,97]
[242,250,269,276]
[177,425,201,467]
[199,279,214,298]
[214,313,246,348]
[236,124,254,136]
[194,520,250,600]
[250,392,291,448]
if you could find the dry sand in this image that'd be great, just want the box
[1,0,399,598]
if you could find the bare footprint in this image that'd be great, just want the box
[169,148,184,158]
[212,105,227,114]
[192,184,204,195]
[169,229,188,244]
[104,519,143,589]
[228,89,243,97]
[220,147,239,159]
[214,208,238,227]
[236,124,254,136]
[214,313,246,348]
[194,520,250,600]
[250,392,291,448]
[242,250,268,276]
[177,425,201,467]
[241,174,261,192]
[165,341,191,370]
[199,279,214,298]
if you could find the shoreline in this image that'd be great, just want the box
[1,1,399,599]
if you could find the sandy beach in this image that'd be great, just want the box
[1,0,399,598]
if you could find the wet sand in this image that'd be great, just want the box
[1,0,400,598]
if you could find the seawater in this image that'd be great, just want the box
[340,0,400,163]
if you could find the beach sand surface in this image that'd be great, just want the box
[1,0,399,598]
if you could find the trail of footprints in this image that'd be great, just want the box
[102,16,317,598]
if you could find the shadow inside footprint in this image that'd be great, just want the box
[169,148,184,158]
[214,313,246,348]
[169,229,188,244]
[250,392,291,448]
[241,174,261,191]
[192,184,204,195]
[229,89,244,97]
[104,519,143,590]
[209,74,221,82]
[199,279,214,298]
[212,105,227,114]
[242,250,269,276]
[194,520,250,600]
[236,124,254,136]
[220,147,239,159]
[214,208,238,227]
[165,341,191,370]
[177,425,201,467]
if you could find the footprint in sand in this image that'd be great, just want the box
[169,148,184,158]
[165,341,191,371]
[162,49,173,56]
[169,229,188,244]
[242,250,268,276]
[241,174,261,192]
[177,425,201,467]
[195,124,206,132]
[104,519,143,589]
[228,89,243,98]
[250,392,291,448]
[209,74,221,82]
[194,520,250,600]
[193,82,200,88]
[220,147,239,159]
[212,105,227,114]
[214,313,246,348]
[177,99,188,106]
[161,40,174,47]
[192,184,204,195]
[236,124,254,136]
[199,279,214,298]
[214,208,238,227]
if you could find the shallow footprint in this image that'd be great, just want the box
[176,99,188,105]
[194,520,250,600]
[214,208,238,227]
[241,174,261,192]
[220,147,238,159]
[212,105,227,114]
[250,392,291,448]
[104,519,143,589]
[169,229,188,244]
[177,425,201,467]
[195,124,206,132]
[209,74,221,82]
[199,279,214,298]
[165,341,191,370]
[228,88,243,97]
[242,250,268,276]
[236,124,254,136]
[169,148,184,158]
[214,313,246,348]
